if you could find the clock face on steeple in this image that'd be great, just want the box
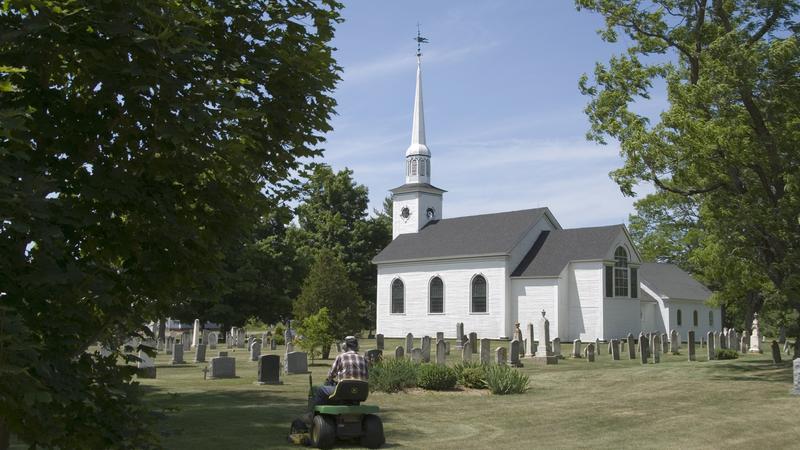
[400,206,411,221]
[426,207,436,219]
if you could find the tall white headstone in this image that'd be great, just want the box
[533,310,557,365]
[191,319,201,349]
[749,313,763,353]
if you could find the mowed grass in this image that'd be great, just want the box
[16,339,798,449]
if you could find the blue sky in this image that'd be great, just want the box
[320,1,662,228]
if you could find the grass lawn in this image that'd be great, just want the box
[14,339,798,449]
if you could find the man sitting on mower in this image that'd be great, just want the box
[310,335,368,409]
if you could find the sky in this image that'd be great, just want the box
[320,0,663,229]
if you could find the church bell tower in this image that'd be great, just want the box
[391,30,445,239]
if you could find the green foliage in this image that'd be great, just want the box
[416,364,458,391]
[0,0,342,447]
[483,364,530,395]
[577,0,800,334]
[459,366,489,389]
[296,307,336,361]
[369,358,419,393]
[293,249,365,340]
[273,323,287,346]
[716,349,740,360]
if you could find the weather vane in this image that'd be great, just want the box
[415,23,429,57]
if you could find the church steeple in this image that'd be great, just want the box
[405,29,431,185]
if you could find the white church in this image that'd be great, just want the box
[372,55,720,341]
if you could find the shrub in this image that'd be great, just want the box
[716,349,739,360]
[484,364,530,395]
[452,360,483,380]
[273,323,286,345]
[369,358,419,393]
[417,364,457,391]
[459,366,488,389]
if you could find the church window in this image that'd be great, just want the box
[429,277,444,313]
[391,279,404,314]
[630,267,638,298]
[471,275,487,313]
[407,160,411,176]
[420,158,426,176]
[693,310,698,327]
[411,159,418,176]
[709,311,714,326]
[604,265,613,297]
[426,159,430,177]
[677,309,682,326]
[614,247,629,297]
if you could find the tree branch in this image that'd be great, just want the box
[749,6,783,44]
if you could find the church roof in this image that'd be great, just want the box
[390,182,447,195]
[511,225,624,277]
[639,262,711,301]
[373,208,550,263]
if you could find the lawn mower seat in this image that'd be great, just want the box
[327,379,369,405]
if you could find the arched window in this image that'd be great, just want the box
[693,310,698,327]
[709,311,714,326]
[677,309,682,326]
[391,279,404,314]
[614,247,629,297]
[426,159,430,177]
[411,159,418,176]
[407,160,411,176]
[471,275,487,313]
[420,158,426,176]
[429,277,443,313]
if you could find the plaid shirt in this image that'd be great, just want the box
[328,350,368,382]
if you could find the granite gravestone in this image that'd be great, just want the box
[670,330,679,354]
[533,311,557,365]
[586,343,595,362]
[172,341,185,364]
[286,351,309,374]
[496,346,507,365]
[527,323,535,357]
[421,336,432,363]
[194,342,207,363]
[462,341,473,362]
[480,338,491,364]
[510,340,522,367]
[456,323,465,349]
[572,339,582,358]
[257,355,281,385]
[395,346,404,359]
[627,334,636,359]
[552,337,563,359]
[250,340,261,362]
[376,334,384,351]
[652,334,661,363]
[405,333,414,354]
[209,352,236,379]
[749,313,763,353]
[611,339,620,361]
[410,348,423,363]
[639,335,649,364]
[469,332,478,353]
[687,331,696,362]
[208,332,218,349]
[436,339,446,365]
[365,349,383,366]
[707,331,716,360]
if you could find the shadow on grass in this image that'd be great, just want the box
[706,359,793,383]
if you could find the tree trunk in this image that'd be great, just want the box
[0,416,10,450]
[157,319,166,342]
[321,342,331,359]
[794,314,800,360]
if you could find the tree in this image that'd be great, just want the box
[293,250,365,358]
[290,165,391,330]
[576,0,800,356]
[0,1,342,447]
[296,307,336,363]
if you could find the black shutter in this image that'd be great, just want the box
[605,265,613,297]
[630,267,638,298]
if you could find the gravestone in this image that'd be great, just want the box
[395,346,404,359]
[436,339,446,365]
[238,328,247,348]
[496,346,507,365]
[257,355,281,385]
[421,336,432,363]
[365,349,383,366]
[405,333,414,354]
[182,332,191,351]
[469,332,478,352]
[596,338,602,355]
[411,348,423,364]
[552,337,563,359]
[137,346,157,379]
[728,329,737,351]
[627,334,636,359]
[572,339,582,358]
[527,323,535,357]
[207,332,218,349]
[286,351,310,374]
[707,331,716,360]
[436,331,444,342]
[445,341,450,355]
[376,334,384,351]
[271,339,277,351]
[586,343,595,362]
[462,341,473,362]
[194,343,207,363]
[713,331,721,352]
[639,335,649,364]
[792,359,800,395]
[209,353,236,379]
[250,341,261,362]
[742,332,750,353]
[771,341,782,364]
[611,339,620,360]
[456,323,465,349]
[480,338,491,364]
[172,341,185,364]
[533,310,557,365]
[607,341,613,355]
[652,334,661,363]
[191,319,201,348]
[687,331,696,361]
[720,329,728,350]
[510,340,522,367]
[661,333,669,355]
[749,313,763,353]
[670,330,679,354]
[165,336,174,355]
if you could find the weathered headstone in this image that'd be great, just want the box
[445,341,450,355]
[286,351,309,374]
[421,336,432,363]
[533,310,557,365]
[728,329,737,351]
[462,341,473,361]
[607,341,613,355]
[191,319,201,348]
[771,341,782,364]
[639,335,649,364]
[687,331,696,362]
[552,337,562,359]
[720,329,728,350]
[436,331,444,342]
[611,340,620,360]
[436,339,446,365]
[411,348,423,364]
[596,338,602,355]
[496,346,507,365]
[707,331,716,360]
[165,336,174,355]
[792,358,800,396]
[257,354,281,385]
[572,339,582,358]
[527,323,535,357]
[742,332,750,353]
[207,332,218,349]
[749,313,763,353]
[365,349,383,366]
[250,340,261,362]
[456,323,465,349]
[670,329,679,354]
[209,353,236,379]
[137,344,157,378]
[376,333,384,351]
[661,333,669,355]
[627,333,636,359]
[405,333,414,354]
[194,343,207,363]
[182,332,191,351]
[480,338,491,364]
[469,332,478,352]
[652,334,661,363]
[510,339,522,367]
[395,346,404,359]
[586,343,595,362]
[172,341,185,364]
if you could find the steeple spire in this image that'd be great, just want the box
[406,26,430,184]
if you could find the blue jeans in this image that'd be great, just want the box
[310,383,336,410]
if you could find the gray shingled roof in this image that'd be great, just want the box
[639,262,711,301]
[511,225,624,277]
[372,208,549,263]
